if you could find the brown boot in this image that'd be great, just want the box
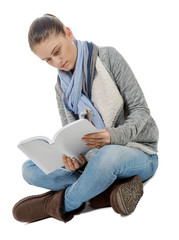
[12,189,85,223]
[90,175,143,215]
[89,183,114,209]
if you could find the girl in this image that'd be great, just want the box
[13,14,159,223]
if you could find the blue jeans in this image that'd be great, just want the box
[22,145,158,213]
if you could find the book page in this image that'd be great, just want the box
[18,139,63,174]
[53,119,99,161]
[52,119,85,142]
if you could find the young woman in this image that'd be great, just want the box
[13,14,159,223]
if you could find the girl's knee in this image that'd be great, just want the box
[89,146,118,174]
[22,160,38,185]
[22,160,35,171]
[89,145,132,175]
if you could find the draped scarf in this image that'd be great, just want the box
[58,40,105,129]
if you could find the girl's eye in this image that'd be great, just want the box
[55,49,61,55]
[46,58,51,63]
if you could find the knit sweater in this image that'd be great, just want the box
[55,46,159,156]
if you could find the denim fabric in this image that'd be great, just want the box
[22,145,158,213]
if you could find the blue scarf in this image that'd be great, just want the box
[58,40,105,129]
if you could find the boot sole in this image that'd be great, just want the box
[110,176,143,215]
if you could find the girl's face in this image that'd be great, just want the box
[33,28,77,71]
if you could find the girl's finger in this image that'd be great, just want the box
[79,154,86,164]
[67,157,75,171]
[86,143,103,149]
[72,158,80,169]
[62,154,67,164]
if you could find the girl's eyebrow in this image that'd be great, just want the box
[42,43,60,60]
[51,44,59,54]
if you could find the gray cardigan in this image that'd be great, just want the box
[55,46,159,155]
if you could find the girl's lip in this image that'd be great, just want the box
[61,61,67,68]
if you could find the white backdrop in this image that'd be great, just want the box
[0,0,178,239]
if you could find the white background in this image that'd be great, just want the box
[0,0,179,239]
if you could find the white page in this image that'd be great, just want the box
[18,140,63,174]
[54,119,99,161]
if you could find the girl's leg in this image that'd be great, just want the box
[64,145,158,212]
[22,160,81,191]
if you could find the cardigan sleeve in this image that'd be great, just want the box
[55,82,69,127]
[105,47,151,145]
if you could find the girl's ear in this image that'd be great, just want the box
[64,27,75,40]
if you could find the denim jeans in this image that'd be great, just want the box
[22,145,158,213]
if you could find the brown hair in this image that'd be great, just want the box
[28,14,65,51]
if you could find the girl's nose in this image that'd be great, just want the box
[53,56,62,68]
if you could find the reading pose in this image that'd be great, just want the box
[13,14,159,223]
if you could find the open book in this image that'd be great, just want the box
[18,119,99,174]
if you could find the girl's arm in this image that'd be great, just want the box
[105,47,152,145]
[55,82,69,127]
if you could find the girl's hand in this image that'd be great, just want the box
[62,154,86,171]
[82,129,111,149]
